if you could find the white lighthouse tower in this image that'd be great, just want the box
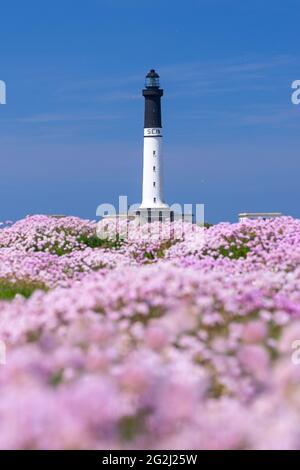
[138,69,171,223]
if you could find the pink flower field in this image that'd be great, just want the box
[1,215,300,449]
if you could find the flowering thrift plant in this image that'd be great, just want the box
[1,215,300,449]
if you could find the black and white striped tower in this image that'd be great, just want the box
[139,70,169,220]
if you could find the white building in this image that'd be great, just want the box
[136,69,172,224]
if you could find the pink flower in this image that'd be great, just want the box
[242,320,268,343]
[238,345,270,382]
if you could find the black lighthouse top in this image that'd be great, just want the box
[143,69,163,129]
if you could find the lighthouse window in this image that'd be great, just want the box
[153,182,156,187]
[154,197,156,203]
[153,150,156,156]
[153,166,156,171]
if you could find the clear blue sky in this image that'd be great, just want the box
[0,0,299,223]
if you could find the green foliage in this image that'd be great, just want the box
[119,409,150,441]
[78,234,124,250]
[143,240,179,261]
[219,244,250,260]
[217,231,256,260]
[50,369,64,387]
[0,279,47,300]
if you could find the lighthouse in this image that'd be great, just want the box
[138,69,171,223]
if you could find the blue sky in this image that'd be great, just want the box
[0,0,299,223]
